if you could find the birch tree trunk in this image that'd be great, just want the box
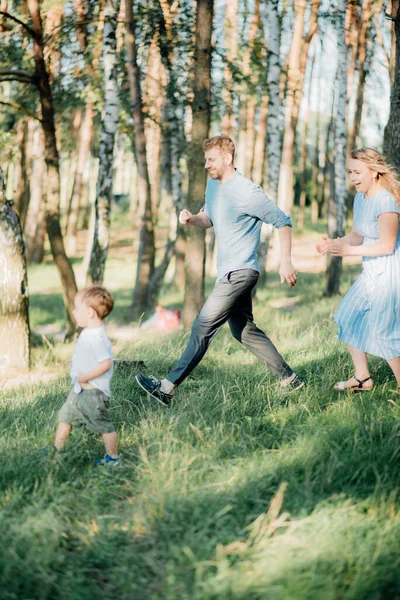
[184,0,213,327]
[383,1,400,171]
[325,1,348,297]
[125,0,156,317]
[87,0,120,284]
[0,169,30,370]
[297,44,316,233]
[27,0,78,333]
[257,0,281,288]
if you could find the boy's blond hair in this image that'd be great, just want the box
[78,285,114,319]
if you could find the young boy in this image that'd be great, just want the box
[54,285,119,466]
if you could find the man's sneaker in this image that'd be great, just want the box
[95,454,120,467]
[280,373,304,393]
[135,374,173,407]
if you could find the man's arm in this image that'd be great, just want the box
[179,209,212,229]
[277,226,297,288]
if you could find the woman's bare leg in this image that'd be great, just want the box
[334,345,373,390]
[387,357,400,386]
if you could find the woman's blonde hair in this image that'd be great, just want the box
[351,147,400,204]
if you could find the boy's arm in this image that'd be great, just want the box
[78,359,112,384]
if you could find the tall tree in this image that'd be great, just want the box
[125,0,156,317]
[222,0,239,137]
[383,0,400,171]
[0,168,30,370]
[277,0,320,216]
[184,0,213,327]
[0,2,78,333]
[324,0,348,296]
[87,0,121,284]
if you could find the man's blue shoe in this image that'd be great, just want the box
[135,374,173,407]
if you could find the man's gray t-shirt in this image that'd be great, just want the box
[204,170,292,280]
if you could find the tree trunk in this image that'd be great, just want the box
[222,0,238,137]
[277,0,320,216]
[87,0,120,285]
[13,119,32,228]
[0,169,30,370]
[347,0,374,157]
[24,124,46,264]
[66,98,93,256]
[125,0,156,318]
[258,0,281,288]
[236,0,261,178]
[183,0,213,328]
[325,0,348,297]
[27,0,78,334]
[297,43,317,233]
[383,1,400,171]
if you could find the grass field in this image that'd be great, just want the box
[1,223,400,599]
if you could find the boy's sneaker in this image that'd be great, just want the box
[95,454,120,467]
[280,373,304,393]
[135,374,173,407]
[39,444,58,456]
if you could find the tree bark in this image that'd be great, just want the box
[87,0,120,285]
[277,0,321,216]
[125,0,156,318]
[27,0,78,333]
[66,98,93,255]
[0,169,30,370]
[383,1,400,171]
[183,0,213,328]
[222,0,238,137]
[24,123,46,264]
[13,119,32,229]
[325,0,348,297]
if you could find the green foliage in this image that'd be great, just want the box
[1,252,400,598]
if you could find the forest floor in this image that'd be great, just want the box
[1,212,399,599]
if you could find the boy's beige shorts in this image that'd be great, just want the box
[58,389,115,434]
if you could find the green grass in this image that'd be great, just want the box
[1,249,400,599]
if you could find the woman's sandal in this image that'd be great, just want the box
[334,375,373,392]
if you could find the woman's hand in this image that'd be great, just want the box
[327,238,352,256]
[316,236,333,255]
[316,236,352,257]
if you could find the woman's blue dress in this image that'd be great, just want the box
[334,190,400,360]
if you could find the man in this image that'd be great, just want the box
[136,134,303,405]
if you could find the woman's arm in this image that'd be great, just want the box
[316,228,363,255]
[327,213,398,258]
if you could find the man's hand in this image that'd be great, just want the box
[279,260,297,287]
[179,209,193,225]
[78,373,89,384]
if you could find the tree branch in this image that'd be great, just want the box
[0,10,36,38]
[0,99,40,121]
[0,70,35,83]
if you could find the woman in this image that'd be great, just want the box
[317,148,400,391]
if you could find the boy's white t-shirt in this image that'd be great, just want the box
[70,325,113,397]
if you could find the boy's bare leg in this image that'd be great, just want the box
[102,432,118,457]
[54,423,72,449]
